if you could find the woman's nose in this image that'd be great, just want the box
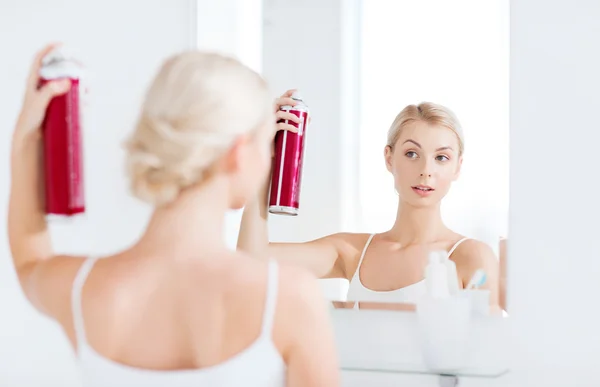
[419,159,434,178]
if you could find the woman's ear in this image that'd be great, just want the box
[384,145,394,173]
[453,156,463,180]
[219,134,251,175]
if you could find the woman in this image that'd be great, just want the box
[239,90,501,312]
[8,46,339,386]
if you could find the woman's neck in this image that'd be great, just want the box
[387,199,447,245]
[136,178,230,259]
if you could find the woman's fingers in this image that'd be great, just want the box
[27,43,60,91]
[273,97,297,112]
[276,122,298,132]
[277,96,297,106]
[273,88,298,112]
[275,110,300,133]
[15,44,71,137]
[276,110,301,123]
[38,79,71,106]
[272,89,306,133]
[16,79,71,136]
[282,88,296,97]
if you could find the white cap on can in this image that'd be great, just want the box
[40,45,84,79]
[291,90,304,101]
[42,45,75,65]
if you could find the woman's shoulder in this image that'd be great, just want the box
[225,256,327,332]
[224,252,317,295]
[331,231,374,240]
[451,237,495,257]
[323,232,375,252]
[449,237,498,271]
[229,253,318,292]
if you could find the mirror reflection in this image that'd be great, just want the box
[240,0,509,318]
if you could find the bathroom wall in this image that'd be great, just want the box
[262,0,349,243]
[507,0,600,375]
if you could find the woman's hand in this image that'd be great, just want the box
[273,89,302,133]
[13,43,71,144]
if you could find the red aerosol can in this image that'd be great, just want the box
[39,48,85,217]
[269,91,310,216]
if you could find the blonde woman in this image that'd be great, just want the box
[239,90,501,313]
[8,46,339,386]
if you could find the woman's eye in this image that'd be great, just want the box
[436,155,450,162]
[405,151,418,159]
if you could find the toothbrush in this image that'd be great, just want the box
[466,269,487,289]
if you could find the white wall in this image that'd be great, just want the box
[262,0,358,300]
[195,0,264,250]
[508,0,600,374]
[262,0,348,243]
[0,1,195,385]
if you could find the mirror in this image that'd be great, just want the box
[258,0,508,312]
[251,0,510,376]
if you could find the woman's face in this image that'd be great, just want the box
[385,120,462,208]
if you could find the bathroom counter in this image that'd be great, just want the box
[341,370,509,387]
[341,367,600,387]
[331,308,511,386]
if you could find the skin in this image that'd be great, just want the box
[238,90,501,314]
[499,237,507,311]
[8,45,339,386]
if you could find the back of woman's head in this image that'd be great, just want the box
[125,51,272,206]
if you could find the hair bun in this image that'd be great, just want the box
[123,51,272,207]
[126,149,180,206]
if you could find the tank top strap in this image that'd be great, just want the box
[71,256,100,349]
[448,237,470,257]
[261,259,280,336]
[351,233,376,280]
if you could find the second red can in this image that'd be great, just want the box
[269,91,310,216]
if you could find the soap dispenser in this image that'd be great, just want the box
[424,251,450,299]
[442,255,460,296]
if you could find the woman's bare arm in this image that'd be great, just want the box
[8,44,85,324]
[279,268,340,387]
[237,183,347,279]
[452,240,502,314]
[237,89,348,279]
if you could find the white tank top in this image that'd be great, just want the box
[71,257,286,387]
[346,234,470,308]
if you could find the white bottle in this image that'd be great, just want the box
[424,251,450,299]
[442,255,460,295]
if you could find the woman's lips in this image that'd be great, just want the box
[412,185,435,197]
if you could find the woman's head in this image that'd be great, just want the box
[125,51,274,209]
[384,102,465,208]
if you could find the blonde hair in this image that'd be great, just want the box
[386,102,465,155]
[124,51,271,206]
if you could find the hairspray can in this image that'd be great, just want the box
[269,91,310,216]
[39,48,85,217]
